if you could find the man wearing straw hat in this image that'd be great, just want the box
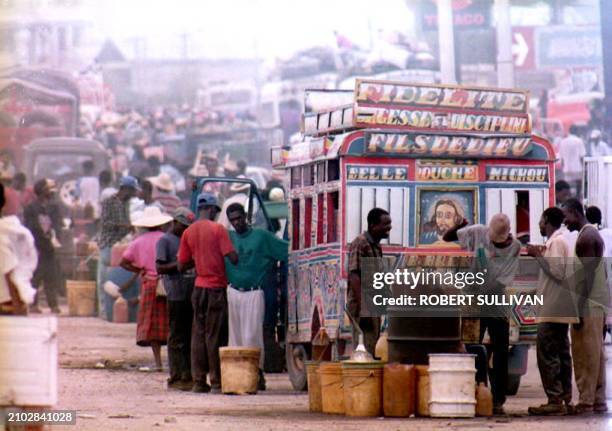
[149,172,181,215]
[121,206,173,371]
[444,213,521,416]
[178,192,238,393]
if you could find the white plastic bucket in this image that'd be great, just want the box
[428,353,476,418]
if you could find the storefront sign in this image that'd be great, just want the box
[417,162,478,182]
[356,107,530,134]
[355,80,529,113]
[536,26,602,68]
[347,165,407,181]
[486,166,548,183]
[422,0,492,30]
[366,132,532,159]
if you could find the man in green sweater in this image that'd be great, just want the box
[224,202,288,390]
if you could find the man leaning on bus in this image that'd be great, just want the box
[347,208,392,355]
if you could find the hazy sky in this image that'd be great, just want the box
[96,0,415,59]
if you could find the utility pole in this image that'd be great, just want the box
[495,0,514,87]
[180,33,189,59]
[437,0,457,84]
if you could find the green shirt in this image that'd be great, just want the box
[225,228,288,289]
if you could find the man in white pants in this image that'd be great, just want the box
[224,203,288,390]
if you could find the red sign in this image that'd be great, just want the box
[423,0,492,29]
[512,27,536,70]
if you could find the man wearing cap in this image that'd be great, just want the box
[156,207,196,391]
[97,176,140,317]
[23,179,63,314]
[178,192,238,393]
[444,213,521,415]
[224,203,288,390]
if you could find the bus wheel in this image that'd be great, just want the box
[286,343,308,391]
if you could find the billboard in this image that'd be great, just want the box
[354,79,531,134]
[536,26,602,68]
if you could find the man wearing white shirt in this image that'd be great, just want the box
[588,130,612,158]
[558,125,586,199]
[99,170,117,204]
[77,160,100,216]
[528,207,576,415]
[0,183,37,314]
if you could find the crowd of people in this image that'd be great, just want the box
[0,171,289,393]
[2,102,612,410]
[553,124,612,200]
[348,184,611,416]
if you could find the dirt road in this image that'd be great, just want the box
[51,316,611,431]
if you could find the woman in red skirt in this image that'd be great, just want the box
[121,206,173,370]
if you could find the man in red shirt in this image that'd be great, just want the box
[178,192,238,393]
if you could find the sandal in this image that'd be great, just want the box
[594,403,608,414]
[573,404,594,415]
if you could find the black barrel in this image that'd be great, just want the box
[387,316,462,365]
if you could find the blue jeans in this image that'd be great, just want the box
[97,247,111,319]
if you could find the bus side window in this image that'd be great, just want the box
[292,199,300,251]
[328,160,339,181]
[327,191,339,243]
[304,197,312,248]
[303,164,314,187]
[317,162,325,184]
[291,167,301,189]
[516,190,530,244]
[317,193,325,244]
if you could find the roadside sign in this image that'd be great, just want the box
[512,27,535,70]
[353,80,531,134]
[536,26,602,68]
[422,0,492,30]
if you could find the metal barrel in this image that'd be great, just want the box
[387,315,462,365]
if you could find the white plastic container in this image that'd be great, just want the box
[428,353,476,418]
[0,316,58,406]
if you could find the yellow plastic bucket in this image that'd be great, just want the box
[342,361,384,417]
[219,347,261,395]
[319,362,344,414]
[305,361,322,412]
[383,363,416,417]
[66,280,96,316]
[416,365,430,417]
